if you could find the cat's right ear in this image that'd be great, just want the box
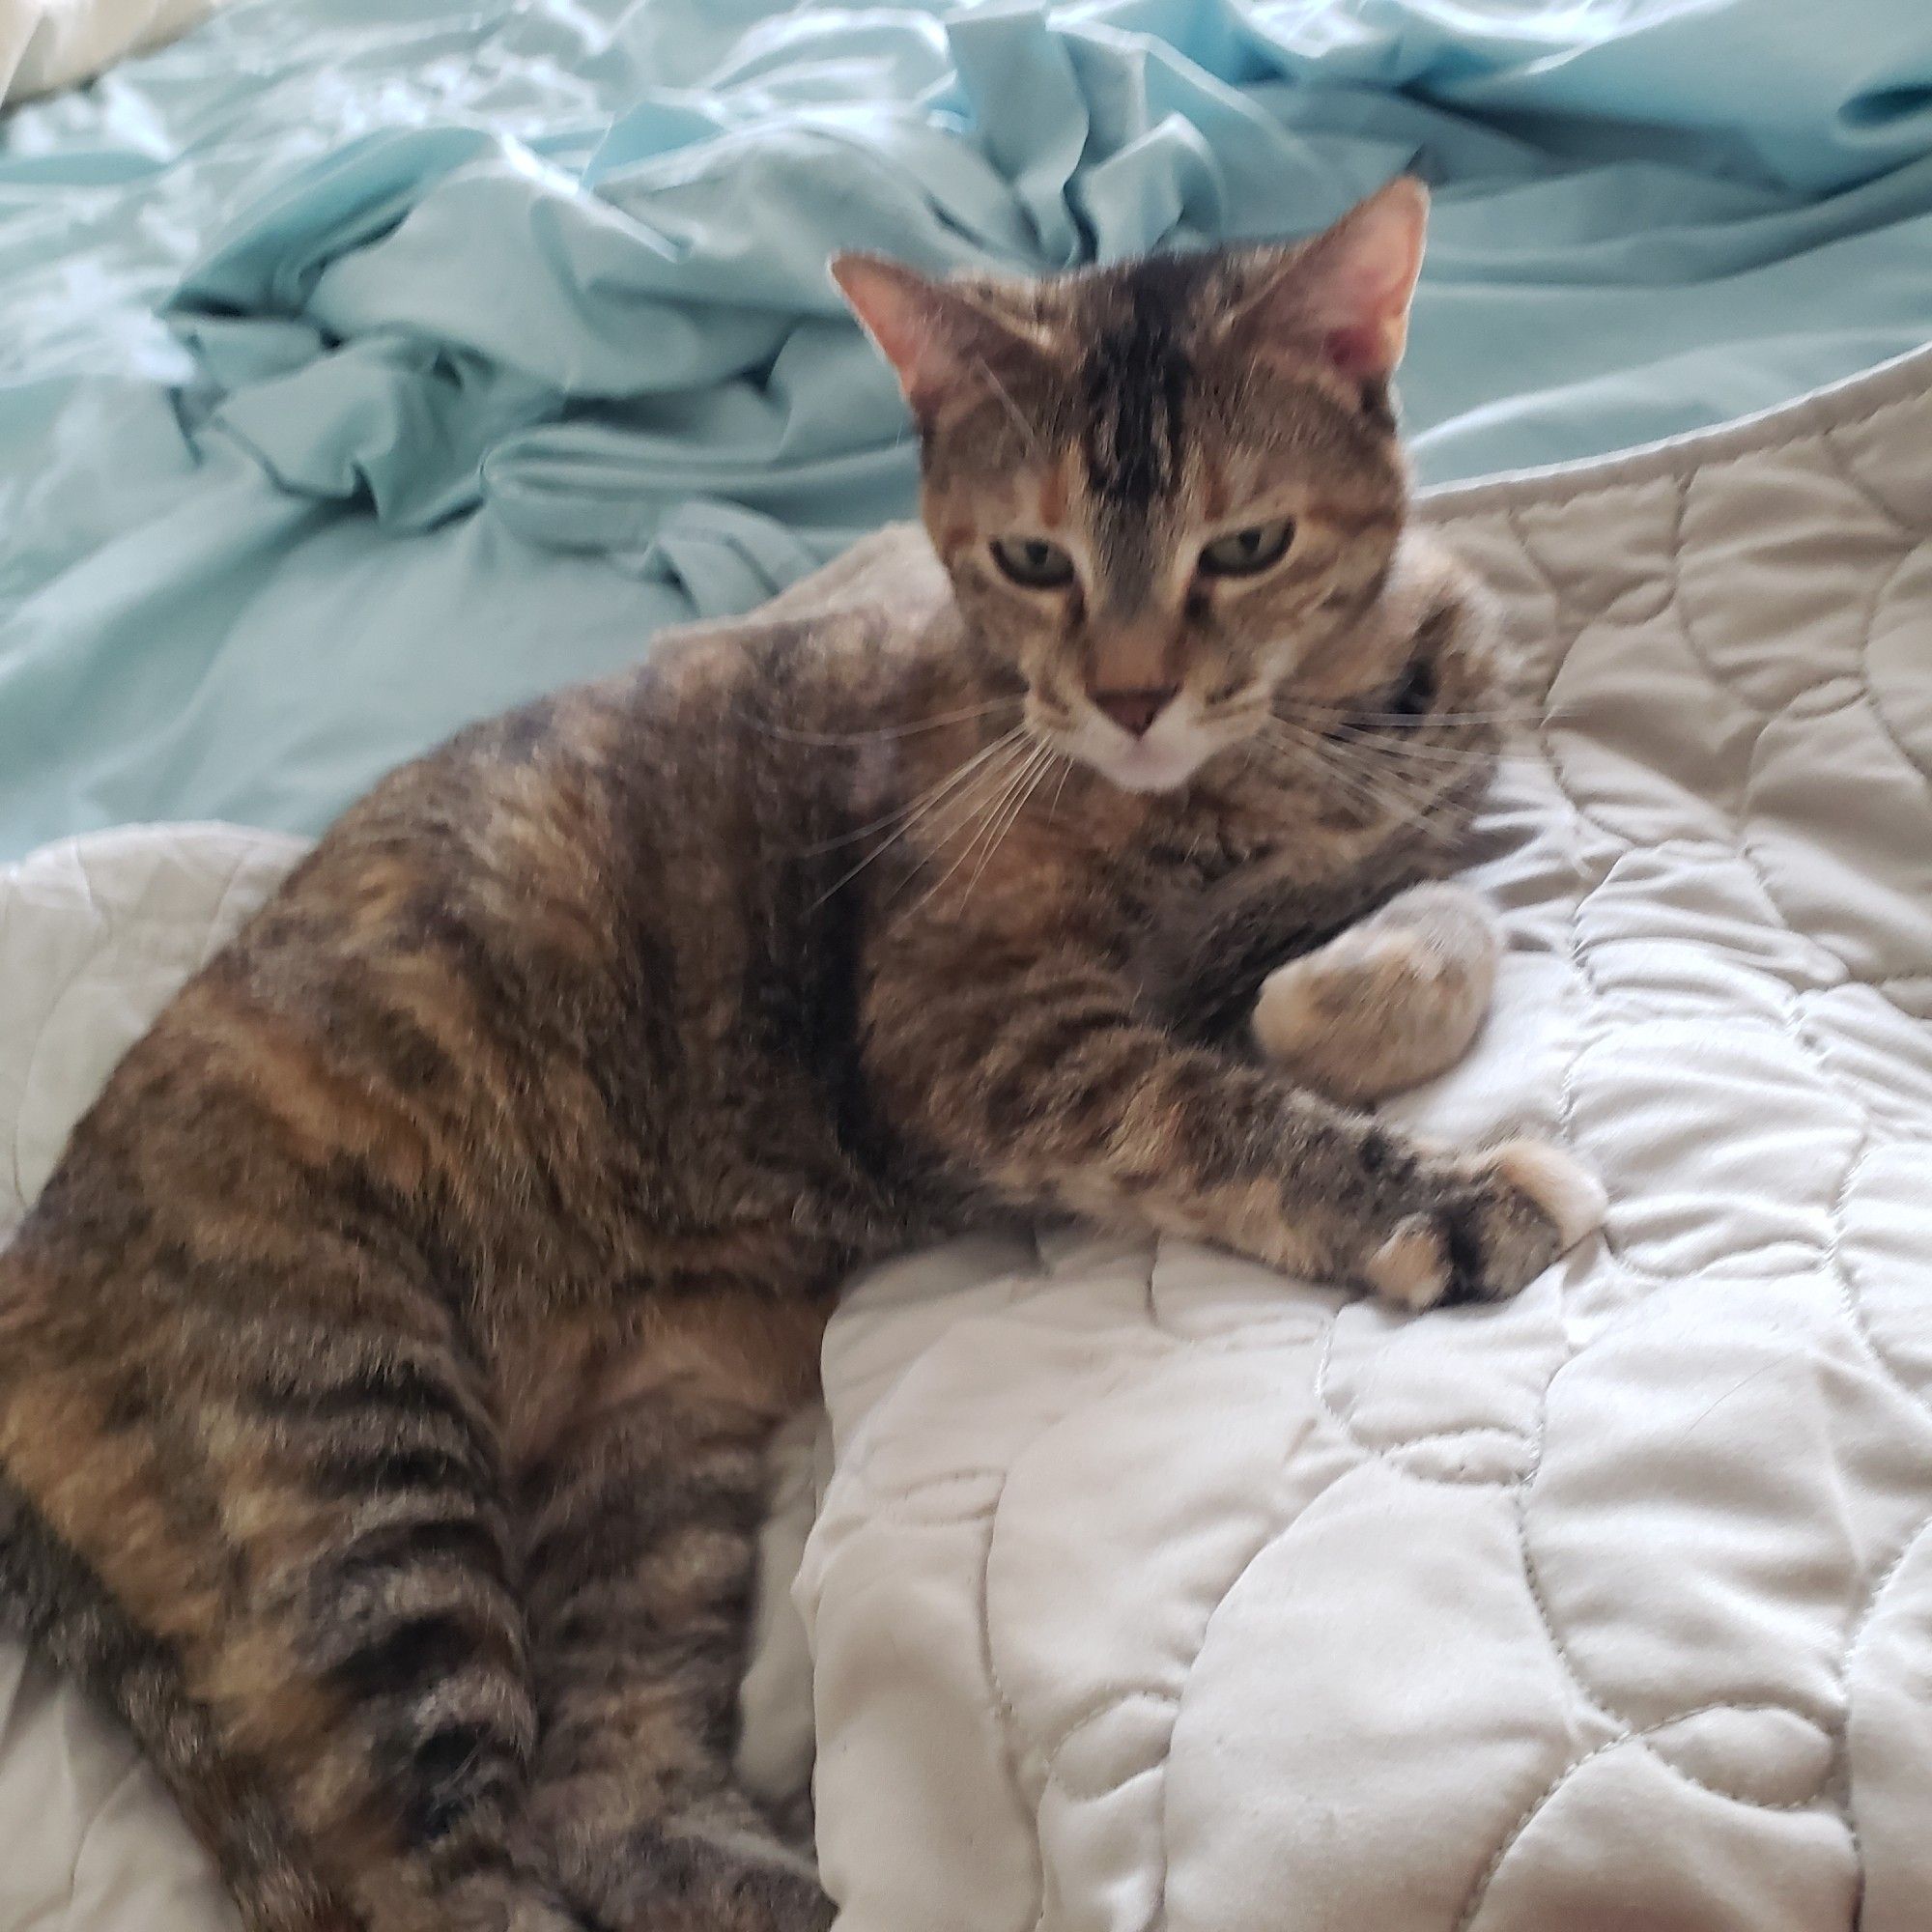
[1224,177,1429,388]
[831,254,1036,425]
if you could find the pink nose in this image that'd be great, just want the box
[1090,685,1177,737]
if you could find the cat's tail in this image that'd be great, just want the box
[0,1455,348,1932]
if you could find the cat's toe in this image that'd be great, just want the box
[1487,1137,1606,1253]
[1446,1138,1605,1302]
[1252,901,1497,1105]
[1254,937,1438,1101]
[1363,1140,1604,1312]
[1364,1214,1455,1311]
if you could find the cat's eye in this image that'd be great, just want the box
[1198,519,1295,579]
[990,535,1076,589]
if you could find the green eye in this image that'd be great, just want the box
[991,535,1076,589]
[1199,519,1294,578]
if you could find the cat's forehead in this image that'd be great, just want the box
[925,245,1398,535]
[1069,255,1223,514]
[1044,250,1339,503]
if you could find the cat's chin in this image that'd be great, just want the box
[1076,734,1212,796]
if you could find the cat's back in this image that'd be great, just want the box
[8,574,950,1316]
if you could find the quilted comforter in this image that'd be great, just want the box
[5,346,1932,1928]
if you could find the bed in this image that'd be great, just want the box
[4,1,1932,1927]
[8,345,1932,1927]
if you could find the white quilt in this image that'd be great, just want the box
[4,345,1932,1928]
[0,0,225,102]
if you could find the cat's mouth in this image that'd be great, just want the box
[1090,731,1210,795]
[1032,692,1229,796]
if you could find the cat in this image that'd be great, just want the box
[0,176,1602,1932]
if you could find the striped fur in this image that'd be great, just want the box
[0,185,1595,1932]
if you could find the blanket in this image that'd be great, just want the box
[799,347,1932,1930]
[4,0,1932,862]
[5,344,1931,1926]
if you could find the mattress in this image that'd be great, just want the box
[5,0,1932,863]
[5,345,1932,1926]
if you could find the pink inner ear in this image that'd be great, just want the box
[1295,177,1427,384]
[1321,321,1389,382]
[832,255,955,412]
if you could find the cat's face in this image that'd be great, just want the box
[834,181,1427,793]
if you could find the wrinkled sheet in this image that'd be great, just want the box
[800,346,1932,1931]
[4,0,1932,860]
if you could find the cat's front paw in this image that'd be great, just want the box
[1253,882,1498,1104]
[1362,1138,1605,1311]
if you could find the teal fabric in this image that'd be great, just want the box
[3,0,1930,857]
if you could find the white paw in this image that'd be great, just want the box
[1488,1137,1607,1253]
[1363,1217,1455,1311]
[1251,951,1330,1062]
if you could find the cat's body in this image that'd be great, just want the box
[0,183,1602,1932]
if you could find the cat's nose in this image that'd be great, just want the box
[1090,685,1178,738]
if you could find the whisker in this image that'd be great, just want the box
[808,728,1029,904]
[1264,722,1452,831]
[1279,721,1461,792]
[924,734,1036,852]
[751,695,1023,750]
[1048,753,1074,821]
[965,744,1056,899]
[805,723,1030,856]
[1318,730,1548,778]
[890,732,1034,863]
[1317,730,1509,768]
[900,739,1043,925]
[947,744,1044,897]
[1276,699,1554,729]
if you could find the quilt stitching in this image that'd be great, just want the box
[10,351,1932,1932]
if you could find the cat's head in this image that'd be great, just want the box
[833,179,1427,794]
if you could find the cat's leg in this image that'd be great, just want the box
[515,1293,832,1932]
[866,947,1602,1311]
[1252,881,1499,1103]
[0,1256,573,1932]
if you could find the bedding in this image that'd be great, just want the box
[0,0,225,103]
[797,345,1932,1931]
[5,344,1932,1927]
[4,0,1932,864]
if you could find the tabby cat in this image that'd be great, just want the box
[0,177,1601,1932]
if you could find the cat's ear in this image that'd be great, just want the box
[831,253,1044,423]
[1229,177,1429,385]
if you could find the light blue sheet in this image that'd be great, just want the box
[3,0,1930,859]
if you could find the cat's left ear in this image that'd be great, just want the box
[1228,177,1430,386]
[831,253,1044,425]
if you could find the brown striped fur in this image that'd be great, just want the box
[0,181,1599,1931]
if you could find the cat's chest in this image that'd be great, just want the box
[1116,782,1406,948]
[1136,810,1283,887]
[1133,779,1364,895]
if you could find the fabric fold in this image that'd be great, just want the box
[2,0,1930,854]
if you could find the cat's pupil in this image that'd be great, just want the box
[991,533,1075,587]
[1199,518,1293,578]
